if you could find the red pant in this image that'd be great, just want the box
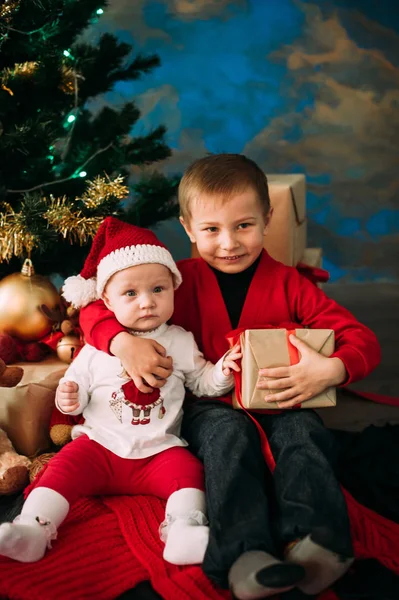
[36,436,204,505]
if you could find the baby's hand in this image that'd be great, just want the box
[222,343,242,376]
[56,381,80,413]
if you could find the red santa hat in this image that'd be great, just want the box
[62,217,182,308]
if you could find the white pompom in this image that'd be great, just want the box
[62,275,97,308]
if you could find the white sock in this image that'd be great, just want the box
[0,487,69,563]
[287,535,354,595]
[161,488,210,565]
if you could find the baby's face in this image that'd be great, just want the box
[102,263,174,331]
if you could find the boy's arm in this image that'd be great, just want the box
[183,333,234,397]
[257,271,381,408]
[80,299,124,353]
[79,300,173,392]
[291,271,381,384]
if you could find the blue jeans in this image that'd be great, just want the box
[181,401,353,588]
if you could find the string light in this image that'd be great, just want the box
[78,171,87,178]
[63,49,73,59]
[66,114,76,123]
[96,8,104,15]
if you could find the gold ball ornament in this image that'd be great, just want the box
[0,259,62,341]
[56,334,83,363]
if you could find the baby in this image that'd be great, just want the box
[0,217,240,565]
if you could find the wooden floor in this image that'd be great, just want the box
[326,283,399,396]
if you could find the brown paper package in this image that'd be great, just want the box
[232,329,336,410]
[191,173,307,267]
[299,247,324,288]
[0,357,67,457]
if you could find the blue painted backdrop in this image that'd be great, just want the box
[90,0,399,282]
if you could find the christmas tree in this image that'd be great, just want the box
[0,0,179,277]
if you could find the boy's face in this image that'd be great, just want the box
[102,263,174,331]
[180,187,271,273]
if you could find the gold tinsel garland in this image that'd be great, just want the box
[0,176,129,261]
[44,198,104,245]
[1,61,79,96]
[81,175,129,208]
[0,203,38,261]
[0,0,19,19]
[1,61,37,95]
[59,65,76,95]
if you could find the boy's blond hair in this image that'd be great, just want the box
[179,153,271,221]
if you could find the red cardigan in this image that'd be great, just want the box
[81,251,381,389]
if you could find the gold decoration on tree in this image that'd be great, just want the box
[0,0,20,54]
[81,175,129,209]
[0,203,38,262]
[0,259,61,341]
[59,65,76,95]
[44,175,129,243]
[1,61,38,96]
[43,196,103,245]
[0,0,20,18]
[0,175,129,261]
[1,62,77,96]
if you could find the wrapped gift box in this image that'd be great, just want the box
[299,247,324,288]
[232,328,336,410]
[263,174,307,266]
[191,173,307,266]
[0,357,67,457]
[301,247,322,269]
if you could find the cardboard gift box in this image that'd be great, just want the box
[232,328,336,410]
[301,247,322,269]
[0,357,67,457]
[191,173,307,266]
[298,247,324,288]
[264,174,307,266]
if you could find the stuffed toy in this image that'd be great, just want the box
[0,359,31,495]
[0,333,48,363]
[0,357,23,387]
[48,301,84,446]
[49,406,82,447]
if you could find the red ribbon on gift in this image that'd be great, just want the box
[226,323,303,472]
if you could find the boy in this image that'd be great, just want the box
[0,218,240,566]
[78,155,381,599]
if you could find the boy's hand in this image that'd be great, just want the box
[56,381,80,413]
[110,332,173,393]
[256,335,347,408]
[222,343,242,376]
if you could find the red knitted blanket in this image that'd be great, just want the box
[1,390,399,600]
[1,486,399,600]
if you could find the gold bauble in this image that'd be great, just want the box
[0,259,61,341]
[56,334,83,364]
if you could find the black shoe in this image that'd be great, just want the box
[229,551,306,600]
[256,562,306,589]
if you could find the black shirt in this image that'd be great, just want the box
[210,253,262,329]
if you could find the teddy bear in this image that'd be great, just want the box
[49,406,82,447]
[0,359,31,495]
